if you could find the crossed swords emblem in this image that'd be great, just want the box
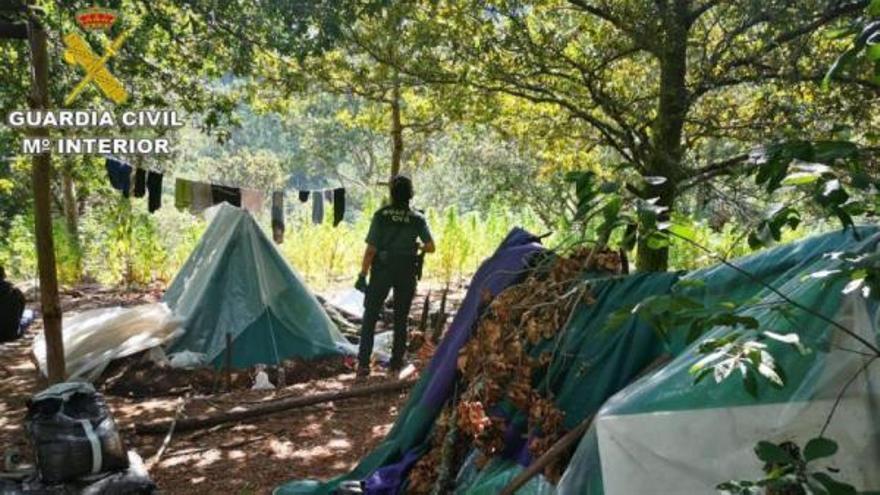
[62,29,132,105]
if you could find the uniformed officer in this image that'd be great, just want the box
[355,175,435,378]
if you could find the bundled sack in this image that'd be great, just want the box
[26,382,128,484]
[0,452,155,495]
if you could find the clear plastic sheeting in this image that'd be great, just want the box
[329,288,365,319]
[167,350,206,369]
[33,303,182,382]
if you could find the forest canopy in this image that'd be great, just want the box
[1,0,879,285]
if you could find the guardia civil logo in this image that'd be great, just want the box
[62,6,132,105]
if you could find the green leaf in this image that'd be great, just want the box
[754,441,793,464]
[757,361,784,387]
[646,232,669,250]
[824,48,859,89]
[692,365,714,385]
[870,0,880,17]
[812,141,859,162]
[763,331,807,354]
[743,368,758,398]
[811,472,856,495]
[804,437,839,462]
[603,307,634,334]
[667,222,697,242]
[782,172,821,186]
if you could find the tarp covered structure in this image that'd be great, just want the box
[557,226,880,494]
[165,204,346,368]
[276,227,880,494]
[275,228,545,494]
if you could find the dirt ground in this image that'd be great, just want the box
[0,286,422,495]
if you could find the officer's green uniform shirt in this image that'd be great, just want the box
[365,205,433,255]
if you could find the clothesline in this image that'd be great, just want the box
[104,157,347,244]
[104,154,346,199]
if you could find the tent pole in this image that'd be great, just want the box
[225,332,232,391]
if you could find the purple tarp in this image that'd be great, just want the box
[364,228,544,494]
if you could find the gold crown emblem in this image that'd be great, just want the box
[75,7,118,31]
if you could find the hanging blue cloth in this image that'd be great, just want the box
[311,191,324,224]
[105,158,132,198]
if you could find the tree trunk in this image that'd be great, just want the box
[28,18,65,384]
[61,160,82,279]
[390,76,403,178]
[636,2,690,272]
[61,164,78,239]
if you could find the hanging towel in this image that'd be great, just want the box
[147,171,163,213]
[212,184,242,208]
[191,181,213,213]
[174,178,193,211]
[323,189,334,203]
[133,169,146,198]
[271,191,285,244]
[311,191,324,224]
[298,190,310,203]
[241,189,265,214]
[333,187,346,226]
[105,158,132,198]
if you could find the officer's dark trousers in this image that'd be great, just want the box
[358,262,417,370]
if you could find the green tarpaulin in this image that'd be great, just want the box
[165,204,346,368]
[274,227,880,495]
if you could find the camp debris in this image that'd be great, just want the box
[33,302,182,382]
[274,227,880,495]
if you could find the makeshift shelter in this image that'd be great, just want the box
[557,227,880,494]
[165,204,347,368]
[274,228,545,495]
[275,227,880,494]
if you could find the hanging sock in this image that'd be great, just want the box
[298,190,310,203]
[333,187,345,227]
[271,191,285,244]
[174,178,193,211]
[147,171,163,213]
[105,158,132,198]
[311,191,324,224]
[212,184,242,208]
[133,169,146,198]
[191,181,213,213]
[241,189,265,214]
[323,189,334,203]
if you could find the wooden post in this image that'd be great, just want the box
[497,415,596,495]
[431,286,448,343]
[418,290,430,335]
[28,16,65,384]
[225,333,233,391]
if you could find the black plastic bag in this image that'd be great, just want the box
[26,383,128,484]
